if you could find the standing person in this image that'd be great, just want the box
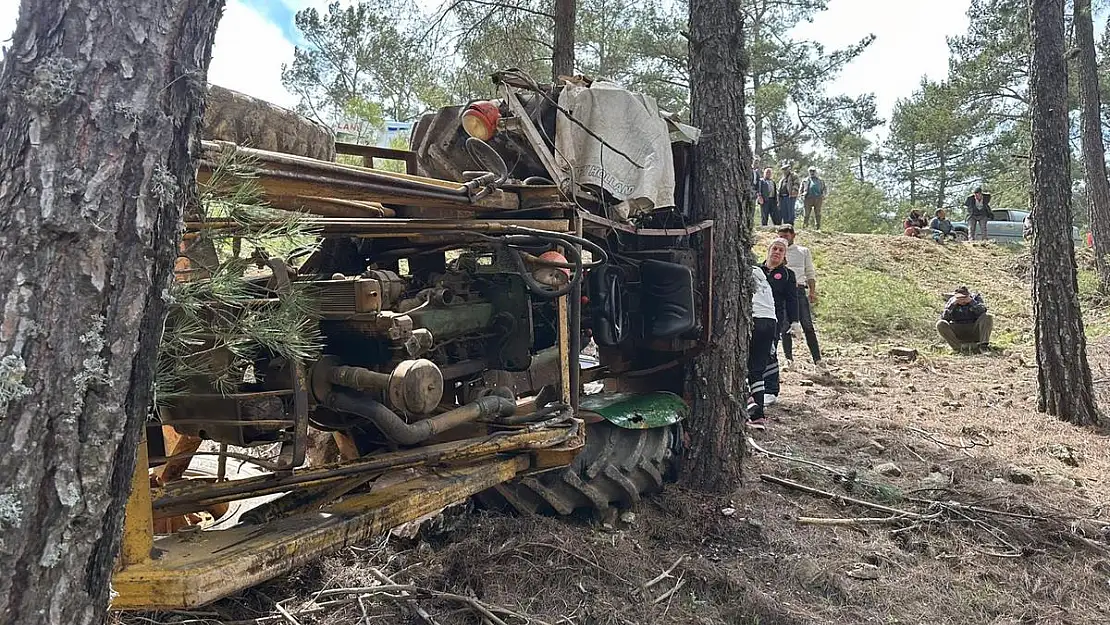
[778,163,801,225]
[761,238,801,406]
[776,224,826,372]
[757,167,780,226]
[802,166,828,230]
[964,186,993,241]
[936,286,994,353]
[748,266,780,429]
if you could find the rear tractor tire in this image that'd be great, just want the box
[479,421,682,518]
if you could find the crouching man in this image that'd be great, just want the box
[936,286,994,354]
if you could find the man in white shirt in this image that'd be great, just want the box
[776,224,826,372]
[749,266,779,428]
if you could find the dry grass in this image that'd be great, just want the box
[743,344,1110,624]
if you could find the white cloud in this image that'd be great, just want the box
[207,0,298,108]
[0,1,298,109]
[0,2,20,52]
[793,0,971,121]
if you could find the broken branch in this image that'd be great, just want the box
[797,515,923,526]
[367,567,442,625]
[747,437,852,480]
[273,603,302,625]
[759,474,928,519]
[642,555,686,589]
[652,578,687,604]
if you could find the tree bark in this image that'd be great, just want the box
[683,0,750,492]
[936,148,948,210]
[909,146,917,205]
[552,0,576,81]
[1029,0,1100,426]
[752,72,764,160]
[1074,0,1110,294]
[0,1,225,622]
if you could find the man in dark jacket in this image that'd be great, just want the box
[757,167,780,226]
[964,186,993,241]
[936,286,994,353]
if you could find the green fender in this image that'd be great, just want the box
[578,391,688,429]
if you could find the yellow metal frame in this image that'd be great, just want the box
[115,457,521,609]
[113,424,582,609]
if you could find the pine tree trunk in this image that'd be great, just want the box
[0,1,224,622]
[936,149,948,210]
[752,72,764,159]
[909,147,918,204]
[1074,0,1110,294]
[683,0,751,492]
[552,0,576,80]
[1029,0,1100,426]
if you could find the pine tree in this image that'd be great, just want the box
[1028,0,1100,425]
[0,0,224,621]
[1073,0,1110,293]
[683,0,750,492]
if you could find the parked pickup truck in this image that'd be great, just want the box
[952,209,1081,244]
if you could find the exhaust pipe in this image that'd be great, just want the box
[326,392,515,446]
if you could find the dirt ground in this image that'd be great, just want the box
[122,338,1110,625]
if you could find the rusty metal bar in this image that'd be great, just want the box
[184,218,572,234]
[157,419,295,428]
[266,195,396,218]
[335,141,418,175]
[202,141,466,195]
[577,209,713,237]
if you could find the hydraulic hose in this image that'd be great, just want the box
[465,137,509,186]
[327,392,516,446]
[504,236,583,299]
[503,226,609,267]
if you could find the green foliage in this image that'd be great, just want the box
[443,0,691,112]
[157,152,323,399]
[444,0,552,100]
[881,0,1034,214]
[885,80,980,210]
[283,0,872,166]
[281,0,452,131]
[823,94,884,182]
[744,0,875,160]
[819,160,896,234]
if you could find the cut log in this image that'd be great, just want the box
[203,85,335,161]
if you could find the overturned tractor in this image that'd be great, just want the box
[113,76,711,609]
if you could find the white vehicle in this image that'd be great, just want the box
[953,209,1080,244]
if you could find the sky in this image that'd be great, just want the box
[0,0,971,124]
